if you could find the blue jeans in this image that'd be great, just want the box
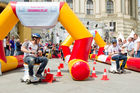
[105,52,108,55]
[112,54,127,70]
[10,48,15,56]
[134,51,140,58]
[6,49,10,56]
[24,56,48,76]
[16,51,23,55]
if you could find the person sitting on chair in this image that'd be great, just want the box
[108,39,127,73]
[21,33,48,79]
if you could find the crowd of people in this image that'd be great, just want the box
[89,33,140,73]
[3,35,64,60]
[4,33,140,59]
[3,36,23,56]
[104,33,140,58]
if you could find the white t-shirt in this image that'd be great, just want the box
[134,38,140,51]
[3,39,6,48]
[22,41,38,57]
[108,45,120,57]
[127,42,134,51]
[104,45,109,52]
[122,43,128,53]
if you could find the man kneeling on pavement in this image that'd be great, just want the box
[108,39,127,73]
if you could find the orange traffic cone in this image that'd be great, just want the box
[93,60,96,64]
[42,73,55,83]
[42,68,56,83]
[44,69,47,76]
[101,68,109,80]
[47,68,50,74]
[60,63,64,68]
[56,66,63,77]
[90,67,97,78]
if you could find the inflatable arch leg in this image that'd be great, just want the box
[0,2,93,80]
[59,3,93,80]
[0,3,22,72]
[61,35,74,63]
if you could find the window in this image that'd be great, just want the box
[24,0,29,2]
[110,22,116,32]
[86,0,93,15]
[66,0,73,10]
[44,0,52,2]
[129,0,133,16]
[138,7,140,16]
[106,0,114,14]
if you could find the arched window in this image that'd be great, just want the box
[86,0,93,15]
[106,0,114,14]
[66,0,73,10]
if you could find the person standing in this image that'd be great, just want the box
[5,36,11,56]
[121,39,128,56]
[118,38,123,47]
[127,37,134,57]
[3,37,7,55]
[16,39,23,55]
[134,34,140,58]
[104,42,110,55]
[10,36,15,56]
[59,40,64,61]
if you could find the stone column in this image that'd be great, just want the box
[132,0,135,17]
[101,0,106,14]
[95,0,100,14]
[116,0,121,13]
[79,0,85,13]
[74,0,79,13]
[125,0,129,15]
[135,0,138,19]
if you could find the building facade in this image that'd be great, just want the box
[31,0,139,42]
[0,0,139,43]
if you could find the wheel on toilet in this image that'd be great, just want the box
[21,63,41,84]
[109,60,118,74]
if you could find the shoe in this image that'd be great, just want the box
[120,69,126,73]
[116,69,121,74]
[36,74,45,79]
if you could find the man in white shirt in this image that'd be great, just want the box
[108,39,127,73]
[21,33,48,78]
[127,37,134,57]
[134,34,140,58]
[3,37,7,55]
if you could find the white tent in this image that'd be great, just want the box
[117,32,124,41]
[127,30,135,39]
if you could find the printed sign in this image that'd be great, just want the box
[16,2,60,28]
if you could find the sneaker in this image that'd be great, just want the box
[116,69,121,74]
[120,69,126,73]
[36,74,45,79]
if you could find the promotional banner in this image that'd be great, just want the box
[16,2,60,28]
